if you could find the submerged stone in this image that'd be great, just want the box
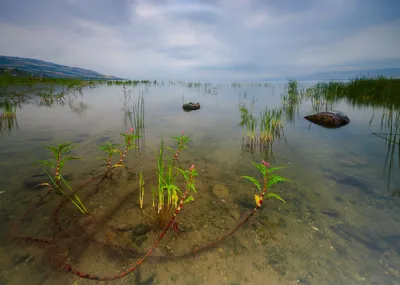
[320,208,341,218]
[304,111,350,129]
[212,184,229,199]
[182,102,200,111]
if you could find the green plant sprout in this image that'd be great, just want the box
[38,142,87,214]
[117,127,140,166]
[152,131,191,214]
[242,160,287,207]
[139,170,145,210]
[39,143,80,180]
[97,142,121,170]
[0,99,19,134]
[97,128,141,170]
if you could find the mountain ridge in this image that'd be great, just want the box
[0,55,124,80]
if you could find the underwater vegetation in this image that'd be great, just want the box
[0,99,18,134]
[9,129,288,281]
[239,95,285,154]
[304,77,400,108]
[3,73,400,282]
[303,76,400,190]
[7,80,288,281]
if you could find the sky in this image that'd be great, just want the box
[0,0,399,80]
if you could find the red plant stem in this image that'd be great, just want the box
[55,153,61,177]
[63,168,195,281]
[107,153,112,169]
[173,139,184,161]
[192,170,269,254]
[118,139,131,165]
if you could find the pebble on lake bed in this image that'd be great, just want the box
[212,184,230,199]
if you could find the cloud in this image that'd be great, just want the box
[0,0,399,80]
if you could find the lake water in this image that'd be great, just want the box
[0,82,399,285]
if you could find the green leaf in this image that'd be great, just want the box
[96,157,108,162]
[241,176,261,191]
[39,160,55,168]
[267,175,289,188]
[185,195,195,203]
[265,192,286,203]
[61,156,81,163]
[252,162,266,176]
[267,166,284,173]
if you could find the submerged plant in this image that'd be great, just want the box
[39,143,80,180]
[38,143,87,214]
[152,131,191,214]
[139,170,145,210]
[260,107,284,142]
[0,99,18,134]
[242,160,287,207]
[138,131,194,231]
[239,96,285,154]
[118,127,140,166]
[97,142,121,170]
[98,128,140,170]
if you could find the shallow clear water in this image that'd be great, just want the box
[0,82,399,285]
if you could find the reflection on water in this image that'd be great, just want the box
[0,81,399,285]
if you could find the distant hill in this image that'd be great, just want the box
[0,55,124,80]
[292,68,400,81]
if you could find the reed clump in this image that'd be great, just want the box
[0,99,18,134]
[305,77,400,108]
[239,96,285,153]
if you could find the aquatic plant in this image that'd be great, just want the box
[97,142,121,170]
[139,170,145,210]
[117,127,140,166]
[38,142,87,214]
[152,132,191,215]
[281,80,304,123]
[0,99,17,118]
[260,107,284,142]
[0,99,18,134]
[189,160,287,255]
[238,96,285,154]
[372,107,400,190]
[11,127,288,283]
[131,91,145,138]
[305,77,400,109]
[242,160,286,206]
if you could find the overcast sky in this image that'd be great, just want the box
[0,0,399,80]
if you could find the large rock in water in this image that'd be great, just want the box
[304,111,350,129]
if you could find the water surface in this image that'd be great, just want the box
[0,82,399,285]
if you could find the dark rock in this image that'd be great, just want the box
[278,217,288,228]
[12,253,33,265]
[131,223,152,237]
[320,208,341,218]
[304,111,350,129]
[267,246,287,276]
[182,102,200,111]
[77,133,89,138]
[23,173,73,189]
[330,223,383,252]
[99,136,111,143]
[133,235,148,247]
[335,196,344,202]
